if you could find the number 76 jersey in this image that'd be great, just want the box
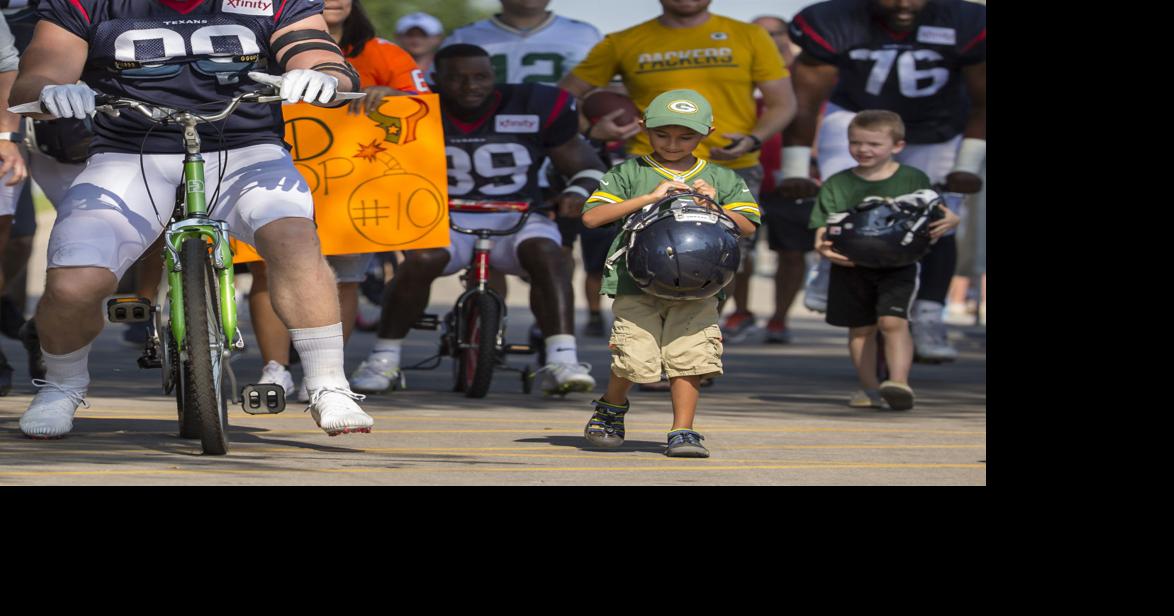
[444,83,579,207]
[790,0,986,144]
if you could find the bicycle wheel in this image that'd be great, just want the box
[176,358,201,440]
[459,293,500,399]
[180,237,230,455]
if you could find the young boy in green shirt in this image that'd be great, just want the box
[810,110,959,410]
[578,90,760,458]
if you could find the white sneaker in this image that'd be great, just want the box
[296,380,309,403]
[20,380,90,439]
[307,386,373,436]
[258,360,294,396]
[913,320,959,362]
[535,362,596,395]
[803,258,830,313]
[349,355,406,393]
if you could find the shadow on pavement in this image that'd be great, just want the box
[515,435,666,454]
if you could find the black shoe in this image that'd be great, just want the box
[582,312,605,338]
[18,318,46,381]
[121,321,150,348]
[0,296,26,340]
[0,347,12,396]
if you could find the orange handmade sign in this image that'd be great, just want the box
[232,94,450,263]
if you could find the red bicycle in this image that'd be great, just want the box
[404,200,541,398]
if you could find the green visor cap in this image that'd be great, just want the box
[643,90,714,135]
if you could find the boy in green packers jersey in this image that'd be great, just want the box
[578,90,760,458]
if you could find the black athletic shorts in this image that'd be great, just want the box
[762,192,815,253]
[827,262,920,328]
[11,181,36,239]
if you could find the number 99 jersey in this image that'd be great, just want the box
[444,83,579,207]
[38,0,324,154]
[789,0,986,144]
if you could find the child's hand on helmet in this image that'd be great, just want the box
[691,179,718,202]
[928,204,960,240]
[648,179,691,201]
[815,228,855,267]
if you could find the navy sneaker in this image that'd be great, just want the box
[584,398,629,448]
[121,321,150,348]
[665,429,709,458]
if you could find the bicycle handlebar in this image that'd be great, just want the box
[448,200,554,238]
[7,72,366,125]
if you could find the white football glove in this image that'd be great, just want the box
[40,83,97,120]
[278,69,338,105]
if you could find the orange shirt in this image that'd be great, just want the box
[346,37,431,93]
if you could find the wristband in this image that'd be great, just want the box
[951,138,986,175]
[561,185,591,199]
[0,132,24,143]
[781,146,812,179]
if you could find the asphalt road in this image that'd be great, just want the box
[0,212,986,486]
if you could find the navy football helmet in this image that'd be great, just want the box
[827,189,945,269]
[614,191,741,301]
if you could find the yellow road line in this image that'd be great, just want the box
[0,424,984,436]
[0,463,987,478]
[0,444,986,457]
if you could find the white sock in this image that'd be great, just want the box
[42,344,92,391]
[290,323,349,391]
[545,334,578,365]
[370,338,404,368]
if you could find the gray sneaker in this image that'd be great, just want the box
[665,429,710,458]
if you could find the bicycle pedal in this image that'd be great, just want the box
[137,355,162,369]
[504,344,534,355]
[413,314,440,330]
[106,297,153,323]
[241,384,286,414]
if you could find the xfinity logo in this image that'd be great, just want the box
[496,115,540,134]
[222,0,274,16]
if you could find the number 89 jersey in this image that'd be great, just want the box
[790,0,986,144]
[38,0,323,154]
[444,83,579,206]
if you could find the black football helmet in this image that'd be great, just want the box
[827,189,945,269]
[616,191,741,301]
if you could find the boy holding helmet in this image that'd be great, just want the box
[811,110,959,411]
[579,89,759,458]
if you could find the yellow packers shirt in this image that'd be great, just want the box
[572,14,789,170]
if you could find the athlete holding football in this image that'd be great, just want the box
[12,0,376,440]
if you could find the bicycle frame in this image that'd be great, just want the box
[448,201,534,356]
[161,125,237,353]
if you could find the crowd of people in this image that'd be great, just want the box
[0,0,986,459]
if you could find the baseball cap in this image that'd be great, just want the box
[643,90,714,136]
[396,12,444,37]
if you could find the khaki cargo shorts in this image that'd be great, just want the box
[609,293,724,384]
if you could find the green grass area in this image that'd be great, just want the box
[32,185,54,215]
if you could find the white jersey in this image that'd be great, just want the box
[443,13,602,85]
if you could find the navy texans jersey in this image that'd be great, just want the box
[444,83,578,207]
[39,0,324,154]
[790,0,986,144]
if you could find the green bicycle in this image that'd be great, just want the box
[15,79,362,455]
